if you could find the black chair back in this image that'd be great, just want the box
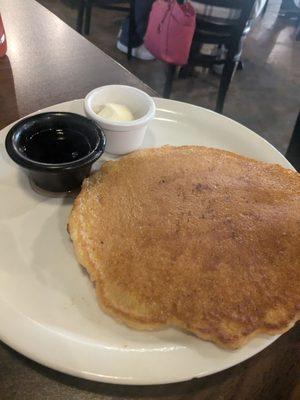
[191,0,256,56]
[162,1,257,114]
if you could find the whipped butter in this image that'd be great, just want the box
[97,103,134,122]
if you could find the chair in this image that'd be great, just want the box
[76,0,135,59]
[163,0,256,114]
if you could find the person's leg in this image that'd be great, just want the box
[119,0,154,47]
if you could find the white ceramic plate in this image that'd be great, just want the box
[0,99,293,385]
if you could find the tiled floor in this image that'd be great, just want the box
[38,0,300,154]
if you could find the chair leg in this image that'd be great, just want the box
[216,60,236,114]
[178,64,194,79]
[76,0,85,34]
[296,18,300,41]
[237,60,244,71]
[286,111,300,172]
[84,0,92,35]
[163,65,176,98]
[262,0,269,16]
[128,0,135,60]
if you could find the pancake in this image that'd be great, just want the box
[68,146,300,349]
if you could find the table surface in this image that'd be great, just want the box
[0,0,155,130]
[0,1,299,399]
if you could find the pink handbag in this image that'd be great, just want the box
[144,0,196,66]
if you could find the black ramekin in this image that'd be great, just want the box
[5,112,106,192]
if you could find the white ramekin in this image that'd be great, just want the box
[84,85,156,155]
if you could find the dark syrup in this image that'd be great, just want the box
[22,128,91,163]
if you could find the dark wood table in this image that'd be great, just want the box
[0,1,299,399]
[0,0,154,129]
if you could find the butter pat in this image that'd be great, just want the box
[97,103,134,122]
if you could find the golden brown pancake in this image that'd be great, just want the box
[68,146,300,348]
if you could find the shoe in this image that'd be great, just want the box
[135,43,156,61]
[212,63,224,75]
[117,40,155,61]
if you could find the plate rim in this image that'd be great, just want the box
[0,98,290,385]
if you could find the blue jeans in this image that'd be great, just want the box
[119,0,154,47]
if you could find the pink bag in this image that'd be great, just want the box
[144,0,196,66]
